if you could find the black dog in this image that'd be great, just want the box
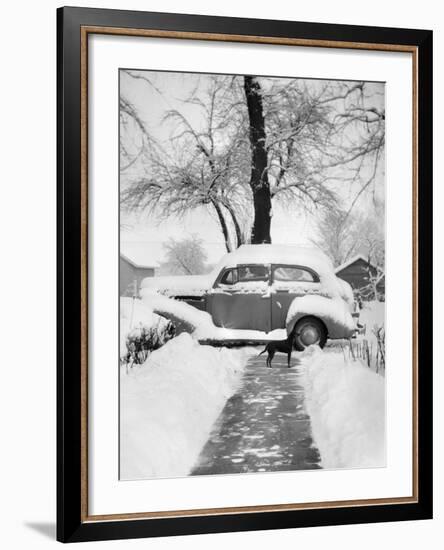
[258,334,295,368]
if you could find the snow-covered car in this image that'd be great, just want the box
[142,244,358,349]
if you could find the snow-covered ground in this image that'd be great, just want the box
[300,345,385,469]
[120,333,255,480]
[119,295,386,479]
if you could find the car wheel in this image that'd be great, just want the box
[292,316,327,351]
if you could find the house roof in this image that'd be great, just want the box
[120,252,158,270]
[334,254,377,274]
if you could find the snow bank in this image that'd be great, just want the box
[120,333,253,480]
[300,346,385,469]
[140,290,212,334]
[120,297,169,358]
[359,301,385,332]
[286,295,356,338]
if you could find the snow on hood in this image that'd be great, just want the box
[141,273,214,296]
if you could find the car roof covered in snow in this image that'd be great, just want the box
[217,244,334,272]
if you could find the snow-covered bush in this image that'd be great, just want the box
[124,320,175,366]
[120,297,175,365]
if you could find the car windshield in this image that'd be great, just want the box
[238,265,269,282]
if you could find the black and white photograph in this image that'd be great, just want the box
[119,69,386,481]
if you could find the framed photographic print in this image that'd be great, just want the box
[57,6,433,543]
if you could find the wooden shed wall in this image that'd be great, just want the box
[119,256,155,296]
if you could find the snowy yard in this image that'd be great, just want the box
[120,296,385,479]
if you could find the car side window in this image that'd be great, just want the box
[273,266,317,283]
[219,268,238,285]
[238,265,269,282]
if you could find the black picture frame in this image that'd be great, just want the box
[57,6,433,543]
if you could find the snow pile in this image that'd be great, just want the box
[286,295,356,338]
[140,290,212,335]
[120,297,169,358]
[120,333,253,480]
[141,289,286,341]
[359,301,385,333]
[300,346,385,469]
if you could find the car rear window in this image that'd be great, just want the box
[273,266,317,282]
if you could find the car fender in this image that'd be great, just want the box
[285,294,356,339]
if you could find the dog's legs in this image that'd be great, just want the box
[289,332,296,368]
[267,349,275,368]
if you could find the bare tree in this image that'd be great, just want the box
[119,70,164,173]
[121,76,249,252]
[243,78,384,242]
[160,235,208,275]
[120,73,385,250]
[312,207,360,266]
[313,199,384,270]
[362,264,385,301]
[265,79,384,211]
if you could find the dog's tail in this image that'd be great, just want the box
[258,346,268,356]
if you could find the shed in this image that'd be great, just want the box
[120,253,156,297]
[335,254,385,300]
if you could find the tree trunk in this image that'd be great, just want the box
[223,202,243,249]
[211,199,232,252]
[243,76,272,244]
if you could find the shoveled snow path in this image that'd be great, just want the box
[191,353,321,475]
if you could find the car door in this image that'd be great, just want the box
[209,264,271,332]
[271,264,321,330]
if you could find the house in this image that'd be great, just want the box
[335,254,385,300]
[120,253,156,297]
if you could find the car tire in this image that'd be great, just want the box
[292,316,327,351]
